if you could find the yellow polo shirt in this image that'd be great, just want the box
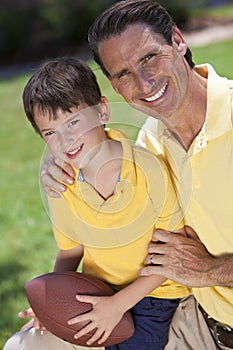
[137,64,233,325]
[48,129,190,298]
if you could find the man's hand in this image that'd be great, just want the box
[18,308,46,331]
[68,295,125,345]
[40,153,75,198]
[139,226,222,287]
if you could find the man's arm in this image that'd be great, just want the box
[140,226,233,288]
[40,153,75,198]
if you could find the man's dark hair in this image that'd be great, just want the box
[88,0,195,76]
[23,57,102,134]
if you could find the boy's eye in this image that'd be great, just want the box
[68,119,79,127]
[44,130,55,136]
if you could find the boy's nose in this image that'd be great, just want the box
[60,131,75,150]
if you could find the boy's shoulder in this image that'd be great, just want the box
[132,142,166,171]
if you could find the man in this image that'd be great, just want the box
[5,1,233,349]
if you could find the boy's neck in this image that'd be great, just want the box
[80,139,123,200]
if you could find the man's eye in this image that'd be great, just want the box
[118,70,130,79]
[144,54,155,62]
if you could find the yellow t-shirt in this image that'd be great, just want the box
[137,64,233,325]
[49,129,190,298]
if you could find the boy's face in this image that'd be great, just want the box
[34,100,109,169]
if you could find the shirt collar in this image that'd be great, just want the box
[155,64,232,145]
[74,128,136,186]
[196,64,232,140]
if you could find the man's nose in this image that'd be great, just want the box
[135,68,155,93]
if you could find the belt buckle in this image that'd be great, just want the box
[213,322,232,346]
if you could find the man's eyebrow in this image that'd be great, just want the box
[139,47,162,63]
[111,49,161,79]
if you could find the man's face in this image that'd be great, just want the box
[98,23,190,122]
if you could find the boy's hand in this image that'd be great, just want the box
[18,308,47,332]
[68,295,124,345]
[40,153,75,198]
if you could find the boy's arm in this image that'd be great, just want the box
[53,245,84,272]
[68,274,166,346]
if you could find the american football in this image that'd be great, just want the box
[25,271,135,347]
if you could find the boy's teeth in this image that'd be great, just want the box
[68,146,81,155]
[145,83,168,102]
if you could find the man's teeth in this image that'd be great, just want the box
[68,146,82,155]
[145,83,168,102]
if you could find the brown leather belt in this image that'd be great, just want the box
[198,304,233,348]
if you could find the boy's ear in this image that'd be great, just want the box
[172,27,187,55]
[98,96,110,124]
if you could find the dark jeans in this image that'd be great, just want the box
[106,297,180,350]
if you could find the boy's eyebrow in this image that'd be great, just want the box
[40,127,52,133]
[40,112,82,133]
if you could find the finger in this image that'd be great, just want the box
[148,242,164,254]
[76,294,97,305]
[43,163,73,185]
[54,158,75,179]
[68,311,92,325]
[86,329,105,345]
[139,265,165,276]
[74,322,96,340]
[45,188,62,198]
[97,330,111,345]
[185,225,200,241]
[173,227,187,236]
[144,253,162,265]
[18,308,35,319]
[32,317,40,330]
[152,229,172,243]
[40,173,67,194]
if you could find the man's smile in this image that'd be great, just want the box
[144,82,168,102]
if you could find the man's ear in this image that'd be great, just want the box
[172,27,187,55]
[98,96,110,124]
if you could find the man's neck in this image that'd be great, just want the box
[163,69,208,150]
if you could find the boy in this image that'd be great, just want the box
[22,56,190,350]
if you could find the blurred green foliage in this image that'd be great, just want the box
[0,0,209,65]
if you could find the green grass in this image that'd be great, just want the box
[193,3,233,17]
[1,38,233,348]
[192,39,233,78]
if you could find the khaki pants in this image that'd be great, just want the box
[3,327,105,350]
[165,294,232,350]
